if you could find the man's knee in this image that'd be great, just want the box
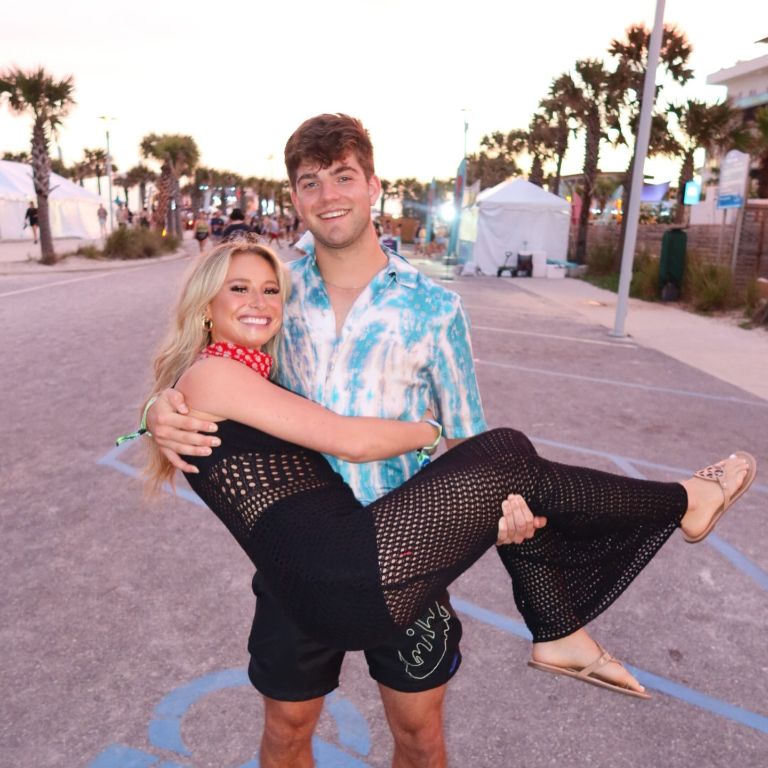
[262,696,323,749]
[379,685,447,763]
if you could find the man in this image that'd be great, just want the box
[147,114,626,766]
[97,203,108,238]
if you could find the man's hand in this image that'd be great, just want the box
[496,494,547,545]
[147,389,220,473]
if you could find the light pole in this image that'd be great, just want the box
[98,116,116,233]
[610,0,665,337]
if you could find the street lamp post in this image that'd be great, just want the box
[98,116,116,233]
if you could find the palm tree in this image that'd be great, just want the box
[522,114,559,187]
[539,74,573,196]
[466,131,522,190]
[609,23,693,245]
[113,172,133,208]
[0,66,75,264]
[82,147,110,195]
[69,160,90,187]
[140,133,199,236]
[394,178,426,218]
[126,163,156,211]
[561,59,622,263]
[746,106,768,198]
[669,99,738,222]
[2,150,30,163]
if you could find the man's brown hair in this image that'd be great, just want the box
[284,113,375,188]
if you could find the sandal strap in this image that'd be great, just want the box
[578,645,617,679]
[695,463,731,509]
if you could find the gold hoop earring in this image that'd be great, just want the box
[202,316,213,331]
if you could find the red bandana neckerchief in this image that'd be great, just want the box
[200,341,272,379]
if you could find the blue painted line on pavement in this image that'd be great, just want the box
[88,745,158,768]
[97,442,206,507]
[603,454,768,593]
[452,598,768,735]
[706,533,768,591]
[533,436,768,495]
[149,668,249,756]
[624,665,768,735]
[476,358,768,408]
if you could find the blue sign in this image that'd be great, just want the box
[717,193,743,209]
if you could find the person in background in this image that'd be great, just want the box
[24,201,39,243]
[97,204,108,238]
[221,208,252,240]
[194,210,210,253]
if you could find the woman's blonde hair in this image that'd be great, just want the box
[145,239,291,492]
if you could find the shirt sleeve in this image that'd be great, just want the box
[430,297,487,438]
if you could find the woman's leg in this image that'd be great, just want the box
[372,429,750,641]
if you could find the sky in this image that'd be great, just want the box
[1,0,765,187]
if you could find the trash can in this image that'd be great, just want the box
[659,228,687,301]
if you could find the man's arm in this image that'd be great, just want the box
[145,389,221,473]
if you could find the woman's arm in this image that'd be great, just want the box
[177,358,439,463]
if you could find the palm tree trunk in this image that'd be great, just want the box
[30,118,56,264]
[529,155,544,187]
[96,173,102,196]
[674,152,694,224]
[757,152,768,199]
[152,164,172,232]
[171,173,182,236]
[575,116,601,264]
[139,181,147,211]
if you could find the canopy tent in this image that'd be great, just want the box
[471,179,571,275]
[0,160,103,240]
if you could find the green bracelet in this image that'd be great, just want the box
[416,419,442,467]
[115,395,158,446]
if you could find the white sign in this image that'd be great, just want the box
[717,150,750,209]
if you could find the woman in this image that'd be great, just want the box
[193,211,210,253]
[142,240,756,696]
[24,201,39,243]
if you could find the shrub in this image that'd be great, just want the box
[629,249,659,301]
[586,244,617,276]
[681,254,734,313]
[75,244,102,259]
[103,228,180,260]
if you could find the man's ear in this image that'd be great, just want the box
[368,174,382,206]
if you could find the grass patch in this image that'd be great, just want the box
[74,244,102,259]
[103,228,180,260]
[681,254,735,313]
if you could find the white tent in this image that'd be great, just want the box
[472,179,571,275]
[0,160,103,241]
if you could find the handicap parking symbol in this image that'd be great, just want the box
[89,667,373,767]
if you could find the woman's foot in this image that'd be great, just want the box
[531,628,646,696]
[680,453,755,543]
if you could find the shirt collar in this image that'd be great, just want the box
[296,244,419,292]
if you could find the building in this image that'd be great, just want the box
[692,37,768,224]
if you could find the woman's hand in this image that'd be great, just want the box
[147,389,221,473]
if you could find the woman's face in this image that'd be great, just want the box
[205,252,283,350]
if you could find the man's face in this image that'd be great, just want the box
[290,152,380,251]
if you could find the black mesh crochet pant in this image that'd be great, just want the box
[187,424,688,649]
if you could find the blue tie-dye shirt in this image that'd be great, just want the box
[276,248,486,505]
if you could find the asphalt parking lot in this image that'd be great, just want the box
[1,246,766,767]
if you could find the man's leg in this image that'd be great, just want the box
[378,684,447,768]
[365,593,461,768]
[261,696,324,768]
[248,572,345,768]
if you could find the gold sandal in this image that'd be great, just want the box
[528,644,651,700]
[682,451,757,543]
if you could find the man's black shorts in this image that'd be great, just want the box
[247,572,463,701]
